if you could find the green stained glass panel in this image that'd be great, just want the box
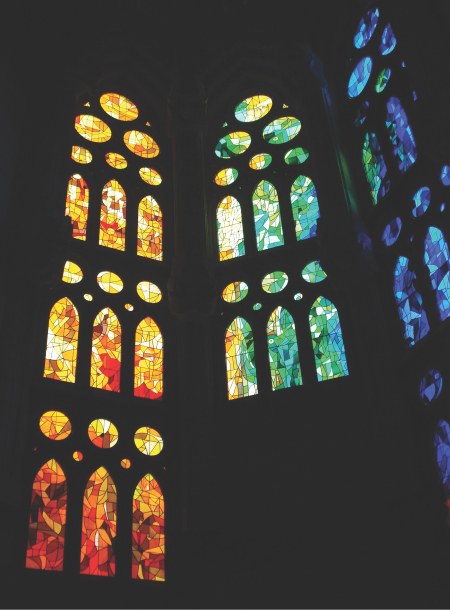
[222,282,249,303]
[249,153,272,170]
[309,297,348,382]
[284,147,309,165]
[290,175,320,240]
[267,307,302,390]
[301,261,327,283]
[375,68,391,93]
[215,132,251,159]
[294,293,303,301]
[262,271,288,294]
[253,303,262,311]
[252,180,284,251]
[225,317,258,400]
[235,95,272,123]
[262,117,301,145]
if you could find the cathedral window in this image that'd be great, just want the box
[423,227,450,321]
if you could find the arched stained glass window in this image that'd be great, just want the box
[90,308,121,392]
[362,132,390,205]
[132,474,165,581]
[65,174,89,240]
[225,317,258,400]
[290,175,320,240]
[217,196,245,260]
[137,196,163,260]
[423,227,450,321]
[434,420,450,520]
[26,460,67,571]
[43,298,79,383]
[267,307,302,390]
[252,180,284,251]
[393,256,430,346]
[80,467,117,576]
[99,180,126,250]
[386,97,417,173]
[309,297,348,382]
[135,317,163,399]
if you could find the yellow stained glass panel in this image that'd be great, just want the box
[88,419,119,449]
[84,294,93,301]
[100,93,139,121]
[137,281,162,303]
[135,318,163,399]
[90,308,121,392]
[75,115,111,142]
[235,95,273,122]
[99,180,126,250]
[137,196,162,260]
[134,427,163,455]
[97,271,123,294]
[65,174,89,240]
[121,458,131,469]
[105,152,127,169]
[71,146,92,164]
[39,411,72,441]
[73,451,83,461]
[44,298,79,383]
[62,261,83,284]
[139,167,162,186]
[124,131,159,158]
[124,304,134,311]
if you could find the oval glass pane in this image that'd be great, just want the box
[262,271,288,294]
[121,458,131,469]
[284,147,309,165]
[124,131,159,158]
[348,57,373,98]
[124,303,134,311]
[97,271,124,293]
[222,282,248,303]
[137,281,162,303]
[301,261,327,283]
[354,8,379,48]
[235,95,272,122]
[215,132,251,159]
[88,419,119,449]
[73,451,83,461]
[249,154,272,170]
[134,426,163,456]
[412,187,431,218]
[39,411,72,441]
[75,115,111,142]
[215,168,238,186]
[379,23,397,55]
[62,260,83,284]
[262,117,301,144]
[84,294,93,301]
[139,167,162,186]
[253,303,262,310]
[375,68,391,93]
[71,146,92,164]
[105,152,127,169]
[294,293,303,301]
[419,369,442,404]
[381,218,402,246]
[440,165,450,186]
[100,93,138,121]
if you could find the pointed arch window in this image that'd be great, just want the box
[135,317,163,399]
[65,174,89,240]
[386,97,417,173]
[362,132,390,205]
[267,307,302,389]
[216,196,245,261]
[309,297,348,381]
[90,308,121,392]
[225,317,258,400]
[393,256,430,346]
[43,297,79,383]
[290,175,321,240]
[423,227,450,321]
[252,180,284,250]
[137,195,163,260]
[99,180,127,250]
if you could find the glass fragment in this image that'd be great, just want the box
[105,152,127,169]
[262,271,288,294]
[62,260,83,284]
[88,419,119,449]
[44,298,79,383]
[217,196,245,260]
[222,282,248,303]
[434,420,450,509]
[362,132,390,205]
[386,97,417,173]
[412,187,431,218]
[267,307,302,390]
[84,294,93,301]
[381,218,402,246]
[225,317,257,400]
[65,174,89,240]
[440,166,450,186]
[379,23,397,55]
[139,167,162,186]
[354,8,379,48]
[137,196,163,260]
[374,68,391,93]
[301,261,327,283]
[393,256,430,346]
[253,303,262,311]
[309,297,349,381]
[348,57,373,98]
[97,271,123,293]
[354,101,369,127]
[135,317,163,399]
[99,180,126,250]
[215,132,251,159]
[90,308,121,392]
[214,168,238,185]
[73,451,83,461]
[137,281,162,303]
[294,293,303,301]
[100,93,138,121]
[262,117,301,144]
[249,154,272,170]
[75,115,111,142]
[121,459,131,469]
[423,227,450,321]
[253,180,284,251]
[284,147,309,165]
[290,175,320,240]
[419,369,442,404]
[235,95,272,122]
[125,304,134,311]
[134,427,163,456]
[71,146,92,164]
[124,131,159,158]
[39,411,72,441]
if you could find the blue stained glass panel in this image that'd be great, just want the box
[419,369,442,404]
[348,57,373,98]
[379,23,397,55]
[386,97,417,173]
[393,256,430,346]
[309,297,348,382]
[354,101,369,127]
[412,187,431,218]
[440,165,450,186]
[354,9,379,48]
[290,175,320,240]
[362,132,390,205]
[267,307,302,390]
[423,227,450,321]
[381,218,402,246]
[434,420,450,499]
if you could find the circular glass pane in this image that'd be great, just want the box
[134,427,163,456]
[97,271,124,293]
[374,68,391,93]
[214,168,238,185]
[222,282,248,303]
[73,451,83,461]
[62,261,83,284]
[100,93,138,121]
[381,218,402,246]
[284,148,309,165]
[262,271,288,294]
[39,411,72,441]
[215,132,251,159]
[88,419,119,449]
[235,95,272,122]
[253,303,262,310]
[249,154,272,170]
[71,146,92,164]
[137,281,162,303]
[301,261,327,283]
[121,458,131,469]
[412,187,431,218]
[262,117,301,144]
[75,115,111,142]
[139,167,162,186]
[105,152,127,169]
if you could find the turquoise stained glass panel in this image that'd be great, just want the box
[225,317,257,400]
[262,117,301,145]
[348,57,373,98]
[252,180,284,251]
[267,307,302,390]
[284,148,309,165]
[262,271,288,294]
[309,297,348,382]
[393,256,430,346]
[301,261,326,283]
[215,132,251,159]
[354,8,379,48]
[290,175,320,240]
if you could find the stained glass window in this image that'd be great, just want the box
[379,23,397,55]
[105,152,127,169]
[381,218,402,246]
[423,227,450,321]
[99,180,126,250]
[354,8,379,48]
[253,180,284,251]
[225,317,258,400]
[39,411,72,441]
[124,131,159,158]
[90,308,121,392]
[419,369,442,404]
[215,132,251,158]
[134,428,163,456]
[43,298,79,383]
[374,68,391,93]
[348,57,373,98]
[301,261,327,283]
[386,97,417,173]
[214,168,238,185]
[440,165,450,186]
[88,419,119,449]
[261,271,288,293]
[235,95,272,122]
[97,271,123,293]
[137,196,163,260]
[393,256,430,346]
[62,261,83,284]
[249,154,272,170]
[222,282,248,303]
[139,168,162,186]
[267,307,302,390]
[217,196,245,260]
[100,93,139,121]
[362,132,390,205]
[75,115,111,142]
[262,117,301,144]
[71,146,92,164]
[135,317,163,399]
[26,460,67,571]
[65,174,89,240]
[434,420,450,517]
[137,281,162,303]
[284,148,309,165]
[309,297,348,381]
[290,175,320,240]
[412,187,431,218]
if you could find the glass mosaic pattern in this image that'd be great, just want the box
[26,460,67,571]
[290,175,320,240]
[374,68,391,93]
[309,297,348,381]
[62,261,83,284]
[440,165,450,186]
[253,303,262,311]
[249,154,272,170]
[362,132,390,205]
[134,427,163,456]
[75,115,111,142]
[262,271,288,294]
[215,132,251,158]
[137,196,163,260]
[99,180,126,250]
[301,261,327,283]
[412,187,431,218]
[100,93,138,121]
[294,293,303,301]
[44,298,79,383]
[423,227,450,321]
[125,304,134,311]
[139,168,162,186]
[284,148,309,165]
[419,369,442,404]
[379,23,397,55]
[121,459,131,469]
[90,308,121,392]
[132,474,165,581]
[434,420,450,500]
[348,57,372,98]
[135,317,163,399]
[225,317,258,400]
[105,152,127,169]
[124,131,159,158]
[80,468,117,576]
[137,281,162,303]
[253,180,284,251]
[262,117,301,144]
[71,146,92,164]
[381,218,402,246]
[386,97,417,173]
[73,451,83,461]
[217,196,245,261]
[354,8,379,48]
[97,271,123,293]
[267,307,302,390]
[354,101,369,127]
[235,95,272,123]
[393,256,430,346]
[214,168,238,185]
[65,174,89,240]
[222,282,248,303]
[39,411,72,441]
[88,419,119,449]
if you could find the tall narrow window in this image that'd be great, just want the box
[434,420,450,523]
[65,174,89,240]
[309,297,348,381]
[225,317,258,399]
[423,227,450,321]
[252,180,284,251]
[43,297,79,383]
[137,195,163,260]
[290,175,320,240]
[393,256,430,346]
[99,180,126,250]
[217,196,245,260]
[26,460,67,571]
[267,307,302,390]
[362,132,390,205]
[90,308,121,392]
[135,317,163,399]
[386,97,417,173]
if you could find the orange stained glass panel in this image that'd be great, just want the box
[39,411,72,441]
[135,317,163,399]
[99,180,126,250]
[137,196,162,260]
[134,427,163,455]
[44,298,79,383]
[88,419,119,449]
[124,130,159,158]
[26,460,67,571]
[124,303,134,311]
[71,146,92,164]
[105,152,127,169]
[80,467,117,577]
[75,115,111,143]
[100,93,139,121]
[73,451,83,461]
[139,167,162,186]
[121,458,131,469]
[65,174,89,240]
[132,474,165,580]
[90,308,121,392]
[62,260,83,284]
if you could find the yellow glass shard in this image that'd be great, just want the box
[124,131,159,158]
[235,95,273,122]
[71,146,92,164]
[100,93,139,121]
[99,180,126,250]
[124,303,134,311]
[65,174,89,240]
[75,115,111,142]
[84,294,93,301]
[39,411,72,441]
[62,261,83,284]
[121,458,131,469]
[134,427,163,456]
[88,419,119,449]
[145,121,151,126]
[137,196,163,260]
[105,152,127,169]
[135,317,163,399]
[137,281,162,303]
[139,167,162,186]
[84,102,90,106]
[73,451,83,461]
[97,271,124,294]
[43,298,79,383]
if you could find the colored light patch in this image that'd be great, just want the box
[354,101,369,127]
[301,261,327,283]
[215,132,251,159]
[442,203,446,212]
[124,131,160,158]
[262,117,301,144]
[434,420,450,500]
[137,196,163,260]
[139,168,162,186]
[348,57,373,98]
[100,93,138,121]
[379,23,397,55]
[99,180,126,250]
[137,281,162,303]
[381,218,402,246]
[73,451,83,461]
[222,282,248,303]
[121,459,131,469]
[217,196,245,261]
[423,227,450,322]
[412,187,431,218]
[39,411,72,441]
[71,146,92,164]
[135,317,163,399]
[105,152,127,169]
[262,271,288,294]
[235,95,272,122]
[88,419,119,449]
[134,427,163,456]
[125,303,134,311]
[249,154,272,170]
[419,369,442,404]
[84,294,93,301]
[62,260,83,284]
[97,271,124,294]
[294,293,303,301]
[253,303,262,311]
[354,8,379,48]
[214,168,238,185]
[284,148,309,165]
[441,166,450,186]
[75,115,111,142]
[375,68,391,93]
[393,256,430,346]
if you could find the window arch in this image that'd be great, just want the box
[90,307,121,392]
[252,179,284,250]
[216,196,245,260]
[135,317,163,399]
[290,175,321,240]
[386,96,417,173]
[309,297,348,382]
[137,195,163,260]
[99,180,127,250]
[362,132,390,205]
[423,227,450,321]
[267,307,302,390]
[393,256,430,346]
[43,297,79,383]
[225,317,258,400]
[65,174,89,240]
